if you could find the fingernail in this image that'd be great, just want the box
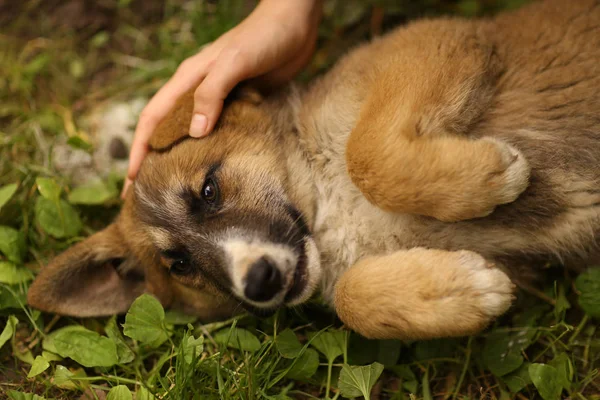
[189,114,208,137]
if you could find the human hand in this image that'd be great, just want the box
[122,0,323,198]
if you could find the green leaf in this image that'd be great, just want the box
[105,316,135,364]
[91,31,110,48]
[53,326,119,367]
[0,183,18,211]
[7,390,46,400]
[27,355,50,378]
[483,331,524,376]
[164,309,198,325]
[53,365,74,388]
[0,261,33,284]
[66,136,93,152]
[24,54,49,76]
[213,327,261,353]
[347,334,378,365]
[391,365,418,394]
[107,385,133,400]
[136,386,155,400]
[499,389,512,400]
[414,338,457,361]
[0,284,26,309]
[36,177,61,202]
[41,351,62,362]
[123,294,168,348]
[12,336,35,364]
[53,365,87,389]
[575,268,600,318]
[528,363,562,400]
[68,181,118,205]
[390,365,416,381]
[502,362,532,393]
[276,328,303,358]
[0,226,25,263]
[69,59,85,79]
[548,353,573,391]
[338,362,384,400]
[43,325,89,354]
[285,348,319,381]
[376,340,401,367]
[308,330,346,363]
[35,197,82,239]
[182,334,204,364]
[0,315,18,349]
[512,303,549,327]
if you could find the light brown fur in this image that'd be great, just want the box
[29,0,600,340]
[334,249,515,339]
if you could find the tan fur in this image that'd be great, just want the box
[334,249,514,339]
[29,0,600,339]
[344,18,528,221]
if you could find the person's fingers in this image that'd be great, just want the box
[189,49,253,137]
[120,134,149,199]
[121,178,133,199]
[122,54,213,198]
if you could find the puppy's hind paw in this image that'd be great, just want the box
[484,138,531,207]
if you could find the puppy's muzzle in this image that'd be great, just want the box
[244,256,283,302]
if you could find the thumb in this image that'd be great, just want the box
[190,50,251,137]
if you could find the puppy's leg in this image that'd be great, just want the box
[346,21,530,221]
[334,248,515,340]
[347,131,531,222]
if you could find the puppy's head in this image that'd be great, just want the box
[135,88,321,315]
[28,87,321,319]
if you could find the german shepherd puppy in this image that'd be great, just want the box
[28,0,600,340]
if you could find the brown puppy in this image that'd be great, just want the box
[29,0,600,340]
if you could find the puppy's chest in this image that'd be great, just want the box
[308,136,419,301]
[298,83,424,301]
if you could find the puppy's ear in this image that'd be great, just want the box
[27,222,146,317]
[148,85,264,151]
[148,89,196,151]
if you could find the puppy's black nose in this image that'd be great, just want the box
[244,257,282,302]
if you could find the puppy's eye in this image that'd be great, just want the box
[201,177,219,204]
[170,259,191,275]
[161,250,191,275]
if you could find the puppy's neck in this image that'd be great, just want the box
[262,86,319,232]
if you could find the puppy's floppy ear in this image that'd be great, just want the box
[148,85,264,151]
[148,89,196,151]
[27,222,146,317]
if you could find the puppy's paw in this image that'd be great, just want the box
[484,138,530,206]
[334,249,515,340]
[456,250,515,320]
[438,139,530,222]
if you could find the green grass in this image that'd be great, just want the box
[1,0,600,399]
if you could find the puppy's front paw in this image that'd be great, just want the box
[456,250,515,320]
[334,249,515,340]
